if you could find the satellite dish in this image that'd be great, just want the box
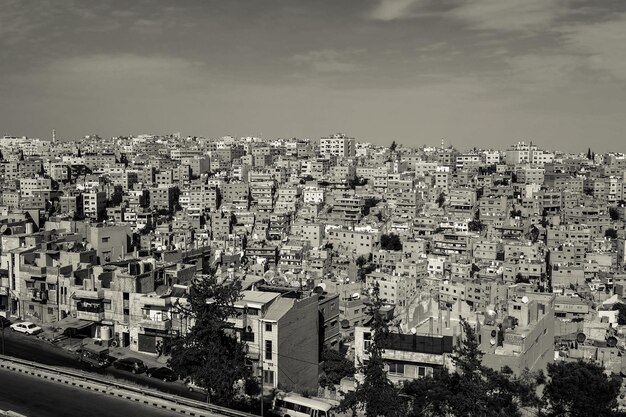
[67,242,75,251]
[576,332,587,343]
[607,336,618,348]
[155,285,170,296]
[410,327,417,335]
[490,338,496,346]
[319,283,327,291]
[85,243,93,251]
[351,292,361,300]
[484,308,497,325]
[521,296,529,304]
[0,224,7,234]
[491,330,497,338]
[313,286,324,295]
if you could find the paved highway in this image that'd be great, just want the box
[0,367,178,417]
[1,328,206,402]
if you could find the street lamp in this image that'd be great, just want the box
[1,319,5,355]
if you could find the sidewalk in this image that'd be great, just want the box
[107,344,170,369]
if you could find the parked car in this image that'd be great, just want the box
[76,344,111,368]
[113,357,147,374]
[146,367,177,382]
[10,321,43,335]
[186,379,209,394]
[0,317,11,328]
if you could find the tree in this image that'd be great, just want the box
[613,303,626,325]
[510,209,522,218]
[436,192,446,208]
[389,141,397,152]
[380,234,402,251]
[356,255,368,269]
[337,283,407,417]
[363,197,381,216]
[403,320,540,417]
[605,228,618,239]
[542,360,623,417]
[609,207,620,221]
[168,275,252,406]
[319,348,356,389]
[468,219,484,232]
[108,185,124,207]
[515,273,530,284]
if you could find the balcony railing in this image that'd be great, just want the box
[76,310,105,321]
[140,317,171,331]
[21,264,47,277]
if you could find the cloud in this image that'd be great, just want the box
[368,0,561,32]
[449,0,561,32]
[7,54,211,101]
[560,14,626,81]
[369,0,422,21]
[290,49,364,74]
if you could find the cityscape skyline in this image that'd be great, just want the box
[1,0,626,152]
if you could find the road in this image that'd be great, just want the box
[0,329,207,402]
[0,367,178,417]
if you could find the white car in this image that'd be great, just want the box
[10,321,43,335]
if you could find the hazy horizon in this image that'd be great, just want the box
[2,0,626,153]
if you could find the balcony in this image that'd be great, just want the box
[140,317,171,331]
[76,310,105,321]
[76,302,104,321]
[21,264,47,278]
[75,289,104,300]
[29,289,48,303]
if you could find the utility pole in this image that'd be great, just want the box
[259,318,264,417]
[1,320,5,355]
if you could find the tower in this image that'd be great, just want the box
[52,129,56,144]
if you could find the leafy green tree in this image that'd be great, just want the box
[613,303,626,325]
[390,141,397,152]
[319,348,356,389]
[468,219,484,232]
[542,360,623,417]
[337,283,406,417]
[168,275,252,406]
[436,192,446,208]
[515,273,531,284]
[609,207,620,221]
[380,234,402,251]
[403,320,539,417]
[605,228,618,239]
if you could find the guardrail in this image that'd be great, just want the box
[0,354,257,417]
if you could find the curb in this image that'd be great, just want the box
[0,356,255,417]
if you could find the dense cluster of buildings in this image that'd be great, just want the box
[1,132,626,394]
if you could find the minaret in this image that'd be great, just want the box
[441,138,444,149]
[52,129,56,144]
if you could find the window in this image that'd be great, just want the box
[265,323,272,332]
[265,340,273,360]
[101,237,110,243]
[363,332,372,351]
[29,305,34,311]
[241,332,255,342]
[263,370,274,384]
[48,307,54,315]
[388,362,404,376]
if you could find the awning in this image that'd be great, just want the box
[54,316,93,331]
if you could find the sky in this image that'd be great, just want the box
[1,0,625,152]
